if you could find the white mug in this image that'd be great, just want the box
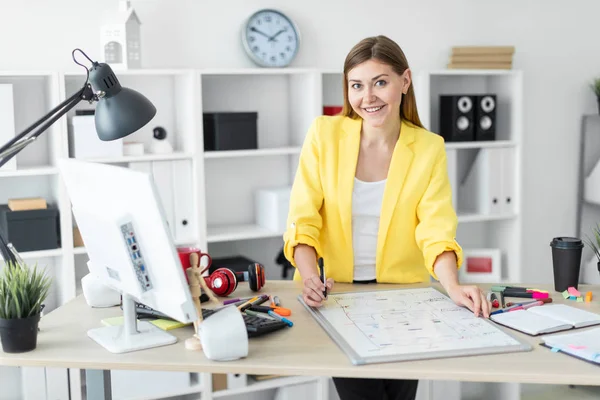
[198,305,248,361]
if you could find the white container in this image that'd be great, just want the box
[585,157,600,206]
[70,115,123,159]
[255,186,292,233]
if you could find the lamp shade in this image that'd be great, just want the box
[88,62,157,141]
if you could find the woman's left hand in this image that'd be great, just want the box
[445,284,491,318]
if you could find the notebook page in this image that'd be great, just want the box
[541,327,600,364]
[491,309,571,335]
[529,305,600,328]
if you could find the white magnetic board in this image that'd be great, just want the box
[299,287,532,365]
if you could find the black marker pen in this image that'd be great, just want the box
[318,257,327,298]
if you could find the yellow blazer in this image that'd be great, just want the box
[283,115,463,283]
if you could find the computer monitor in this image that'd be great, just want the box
[58,158,198,354]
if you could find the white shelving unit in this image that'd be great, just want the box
[0,67,523,400]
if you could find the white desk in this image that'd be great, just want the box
[1,281,599,399]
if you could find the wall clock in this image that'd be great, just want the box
[241,9,300,68]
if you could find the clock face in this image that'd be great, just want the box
[242,9,300,68]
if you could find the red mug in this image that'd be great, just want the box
[177,247,212,278]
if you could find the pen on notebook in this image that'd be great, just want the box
[506,298,552,307]
[522,300,544,309]
[318,257,327,298]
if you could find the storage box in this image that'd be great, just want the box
[255,187,292,233]
[0,205,60,252]
[203,112,258,151]
[69,114,123,159]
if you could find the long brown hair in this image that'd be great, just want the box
[341,35,424,129]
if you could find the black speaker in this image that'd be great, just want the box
[474,94,496,141]
[439,95,475,142]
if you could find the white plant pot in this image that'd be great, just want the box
[580,257,600,284]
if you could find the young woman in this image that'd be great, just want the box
[283,35,491,400]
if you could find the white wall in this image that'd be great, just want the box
[2,0,597,284]
[0,0,596,398]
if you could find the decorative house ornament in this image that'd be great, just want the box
[100,0,142,70]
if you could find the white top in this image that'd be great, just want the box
[352,177,386,281]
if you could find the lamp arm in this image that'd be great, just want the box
[0,84,95,169]
[0,83,95,265]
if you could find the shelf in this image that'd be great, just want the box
[445,140,517,150]
[200,67,317,75]
[0,71,55,77]
[77,152,194,164]
[0,166,58,178]
[123,383,203,400]
[427,69,519,76]
[73,237,194,255]
[207,216,516,241]
[204,147,301,159]
[457,213,517,223]
[19,248,63,260]
[207,224,281,243]
[213,376,319,398]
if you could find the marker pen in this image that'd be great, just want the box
[318,257,327,298]
[268,310,293,327]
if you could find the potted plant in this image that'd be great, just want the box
[590,78,600,114]
[0,261,52,353]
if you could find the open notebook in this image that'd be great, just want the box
[540,327,600,365]
[490,304,600,336]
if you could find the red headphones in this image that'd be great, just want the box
[203,263,266,297]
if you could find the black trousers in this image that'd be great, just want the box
[334,281,419,400]
[333,377,418,400]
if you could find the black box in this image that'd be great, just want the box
[0,205,60,252]
[203,112,258,151]
[209,255,259,275]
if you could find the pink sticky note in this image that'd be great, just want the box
[568,287,581,297]
[569,344,587,350]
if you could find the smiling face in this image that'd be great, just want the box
[346,59,411,129]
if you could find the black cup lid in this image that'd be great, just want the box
[550,237,584,249]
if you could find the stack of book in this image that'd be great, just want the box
[448,46,515,70]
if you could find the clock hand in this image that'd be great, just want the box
[268,29,286,42]
[250,27,271,39]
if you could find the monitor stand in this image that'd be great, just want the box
[87,293,178,354]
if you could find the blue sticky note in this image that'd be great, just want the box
[551,347,560,353]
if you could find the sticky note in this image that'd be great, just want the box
[569,296,577,300]
[568,287,581,297]
[101,316,126,326]
[569,344,587,350]
[150,319,190,331]
[562,290,570,299]
[551,347,561,353]
[586,292,593,303]
[577,297,584,303]
[101,316,190,331]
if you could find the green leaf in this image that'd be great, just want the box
[0,260,52,319]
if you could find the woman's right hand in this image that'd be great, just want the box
[302,275,334,307]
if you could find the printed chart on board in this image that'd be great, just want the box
[300,287,532,365]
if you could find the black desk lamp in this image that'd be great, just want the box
[0,48,157,265]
